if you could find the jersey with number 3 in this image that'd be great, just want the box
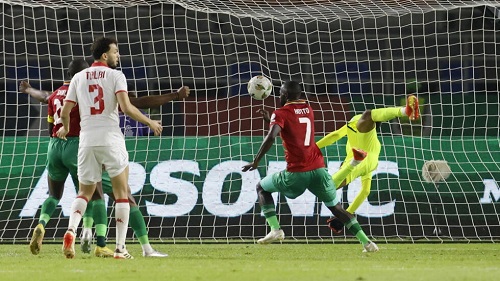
[47,82,81,137]
[269,101,325,172]
[65,62,127,147]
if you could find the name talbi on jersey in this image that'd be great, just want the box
[294,108,309,115]
[86,70,106,80]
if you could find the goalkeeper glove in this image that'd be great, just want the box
[327,216,344,234]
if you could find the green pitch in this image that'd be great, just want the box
[1,243,499,281]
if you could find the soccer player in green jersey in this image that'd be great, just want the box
[316,95,420,233]
[243,81,378,252]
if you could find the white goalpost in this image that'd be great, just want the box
[0,0,499,243]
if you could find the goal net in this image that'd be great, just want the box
[1,0,499,243]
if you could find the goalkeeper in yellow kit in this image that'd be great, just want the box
[317,95,420,233]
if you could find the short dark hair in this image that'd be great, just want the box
[91,37,118,60]
[67,58,89,77]
[282,81,302,100]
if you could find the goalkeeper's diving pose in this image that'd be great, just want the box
[317,95,420,233]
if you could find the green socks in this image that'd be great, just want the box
[82,200,94,228]
[129,206,149,245]
[39,196,59,227]
[261,204,281,230]
[345,218,370,246]
[92,199,108,247]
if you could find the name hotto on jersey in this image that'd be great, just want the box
[294,108,309,114]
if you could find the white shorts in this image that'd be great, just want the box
[77,144,129,185]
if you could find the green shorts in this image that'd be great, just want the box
[101,171,113,194]
[260,167,339,206]
[46,137,79,186]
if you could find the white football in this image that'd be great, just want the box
[247,75,273,100]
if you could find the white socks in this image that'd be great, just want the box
[68,197,88,233]
[115,202,130,251]
[401,107,407,116]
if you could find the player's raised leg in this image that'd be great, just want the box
[356,94,420,133]
[406,94,420,120]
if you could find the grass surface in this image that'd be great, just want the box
[0,242,499,281]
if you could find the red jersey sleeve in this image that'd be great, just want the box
[269,110,285,129]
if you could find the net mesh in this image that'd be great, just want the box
[1,0,499,243]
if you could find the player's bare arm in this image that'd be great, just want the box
[19,80,52,136]
[130,86,191,109]
[117,91,163,136]
[242,124,281,172]
[48,121,55,138]
[56,101,75,140]
[257,109,271,123]
[19,80,51,104]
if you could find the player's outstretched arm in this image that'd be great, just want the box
[130,86,190,109]
[242,124,281,172]
[117,91,163,136]
[345,177,372,214]
[316,125,347,149]
[19,80,51,104]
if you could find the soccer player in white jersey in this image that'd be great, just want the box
[57,37,162,259]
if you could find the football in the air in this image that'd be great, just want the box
[247,75,273,100]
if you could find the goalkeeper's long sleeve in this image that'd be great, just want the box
[346,177,372,214]
[316,125,347,149]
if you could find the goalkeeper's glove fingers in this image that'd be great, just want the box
[327,217,344,234]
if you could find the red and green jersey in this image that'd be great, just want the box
[269,100,325,172]
[47,82,81,137]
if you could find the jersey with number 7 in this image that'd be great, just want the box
[65,61,127,147]
[269,101,325,172]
